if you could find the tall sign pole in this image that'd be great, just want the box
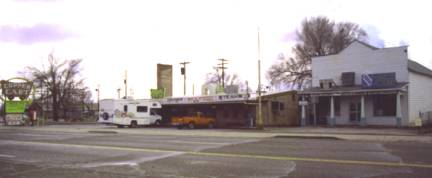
[180,61,190,96]
[257,27,263,130]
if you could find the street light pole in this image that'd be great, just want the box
[95,85,100,113]
[180,61,190,96]
[124,70,127,99]
[257,27,263,130]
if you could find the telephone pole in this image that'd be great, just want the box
[217,58,228,88]
[180,61,190,96]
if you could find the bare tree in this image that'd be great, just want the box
[205,67,242,86]
[24,54,88,121]
[204,67,252,93]
[267,16,367,89]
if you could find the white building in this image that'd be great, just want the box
[299,40,432,127]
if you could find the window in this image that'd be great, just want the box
[271,101,279,111]
[373,95,396,116]
[272,101,285,112]
[150,108,160,115]
[123,105,128,112]
[137,106,148,113]
[279,103,285,110]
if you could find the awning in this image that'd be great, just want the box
[299,83,408,96]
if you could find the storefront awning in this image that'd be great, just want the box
[299,82,408,96]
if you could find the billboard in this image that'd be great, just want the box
[157,64,173,97]
[5,100,30,114]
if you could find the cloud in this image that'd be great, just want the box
[362,25,385,48]
[0,23,75,44]
[282,30,297,42]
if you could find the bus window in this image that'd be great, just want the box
[137,106,148,113]
[150,108,160,116]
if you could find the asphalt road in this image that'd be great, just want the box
[0,127,432,178]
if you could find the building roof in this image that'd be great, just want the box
[261,90,296,98]
[408,60,432,78]
[349,39,379,50]
[299,82,408,96]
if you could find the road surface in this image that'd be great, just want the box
[0,126,431,177]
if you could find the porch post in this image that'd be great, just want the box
[301,96,306,127]
[360,95,366,126]
[396,92,402,127]
[313,103,317,126]
[329,96,335,127]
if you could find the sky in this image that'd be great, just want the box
[1,0,431,100]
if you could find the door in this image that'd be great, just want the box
[349,102,361,122]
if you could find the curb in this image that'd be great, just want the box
[273,135,342,140]
[88,130,118,134]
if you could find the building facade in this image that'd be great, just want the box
[299,41,432,127]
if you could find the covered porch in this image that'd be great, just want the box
[299,84,408,127]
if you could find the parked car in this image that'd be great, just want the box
[171,112,215,129]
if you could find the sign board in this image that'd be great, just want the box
[150,88,165,99]
[415,117,423,127]
[1,80,33,100]
[5,100,30,114]
[299,101,308,106]
[5,114,24,126]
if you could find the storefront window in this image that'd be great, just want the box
[373,95,396,116]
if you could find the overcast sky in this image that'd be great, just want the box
[1,0,431,100]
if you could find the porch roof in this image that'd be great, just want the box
[299,82,408,96]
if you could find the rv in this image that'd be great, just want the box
[98,99,162,128]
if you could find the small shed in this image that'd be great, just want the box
[260,91,299,126]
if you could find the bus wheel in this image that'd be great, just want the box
[117,125,124,128]
[154,120,161,127]
[188,122,195,129]
[129,121,137,128]
[208,122,215,129]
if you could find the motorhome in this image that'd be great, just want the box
[98,98,162,128]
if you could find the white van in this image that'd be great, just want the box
[98,99,162,128]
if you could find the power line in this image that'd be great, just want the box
[217,58,228,89]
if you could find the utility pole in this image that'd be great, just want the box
[95,85,100,113]
[124,70,127,99]
[257,27,263,130]
[217,58,228,88]
[180,61,190,96]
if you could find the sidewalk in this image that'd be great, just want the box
[265,126,424,136]
[1,124,431,143]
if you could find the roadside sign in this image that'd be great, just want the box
[5,100,29,113]
[299,101,308,106]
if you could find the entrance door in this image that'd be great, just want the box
[349,102,361,122]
